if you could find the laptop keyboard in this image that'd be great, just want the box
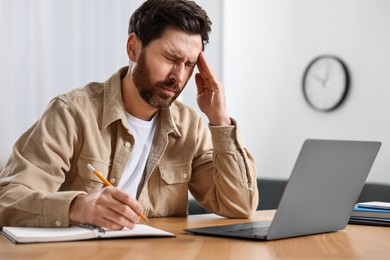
[224,226,269,236]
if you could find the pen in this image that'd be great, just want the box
[87,163,150,224]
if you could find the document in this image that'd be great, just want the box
[1,224,175,244]
[350,204,390,219]
[357,201,390,210]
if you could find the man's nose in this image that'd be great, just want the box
[169,63,185,84]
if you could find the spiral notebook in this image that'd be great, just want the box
[2,224,175,244]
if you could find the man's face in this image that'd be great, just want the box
[131,26,202,109]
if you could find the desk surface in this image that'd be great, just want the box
[1,210,390,259]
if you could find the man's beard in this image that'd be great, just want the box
[132,50,181,109]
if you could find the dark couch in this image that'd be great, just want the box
[188,178,390,214]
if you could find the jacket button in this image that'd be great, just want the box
[110,177,116,184]
[182,173,188,179]
[55,220,62,227]
[124,142,131,148]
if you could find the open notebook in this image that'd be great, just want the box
[2,224,175,244]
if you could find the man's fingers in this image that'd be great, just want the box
[78,187,143,230]
[197,52,211,75]
[109,187,144,215]
[101,207,138,230]
[197,52,219,92]
[107,198,141,224]
[195,73,205,94]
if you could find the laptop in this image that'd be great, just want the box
[184,139,381,241]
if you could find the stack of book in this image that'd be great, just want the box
[349,201,390,227]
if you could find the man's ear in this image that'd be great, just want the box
[126,33,141,62]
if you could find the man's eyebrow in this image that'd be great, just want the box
[166,51,182,60]
[166,51,197,65]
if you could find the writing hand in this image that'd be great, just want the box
[195,52,231,126]
[69,186,144,230]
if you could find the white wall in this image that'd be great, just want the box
[0,0,222,167]
[223,0,390,184]
[0,0,142,166]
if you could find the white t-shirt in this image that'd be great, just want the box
[117,112,158,198]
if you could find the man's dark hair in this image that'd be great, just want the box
[129,0,212,51]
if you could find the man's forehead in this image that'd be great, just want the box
[151,26,202,59]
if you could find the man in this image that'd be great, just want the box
[0,0,258,229]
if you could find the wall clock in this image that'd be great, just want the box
[302,55,350,112]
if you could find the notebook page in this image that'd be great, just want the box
[2,226,97,243]
[98,224,175,238]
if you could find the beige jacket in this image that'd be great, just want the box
[0,67,258,227]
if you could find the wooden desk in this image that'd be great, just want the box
[1,210,390,259]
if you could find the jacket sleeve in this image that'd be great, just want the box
[0,99,86,227]
[188,118,259,218]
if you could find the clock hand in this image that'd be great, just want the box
[312,73,324,83]
[312,73,328,88]
[324,62,330,81]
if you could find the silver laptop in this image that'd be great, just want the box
[184,139,381,241]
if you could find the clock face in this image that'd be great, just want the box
[302,55,349,112]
